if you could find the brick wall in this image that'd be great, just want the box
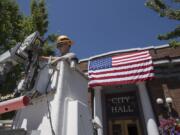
[147,77,180,118]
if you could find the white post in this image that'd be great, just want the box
[94,86,103,135]
[137,82,159,135]
[52,61,65,135]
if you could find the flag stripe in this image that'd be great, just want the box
[112,56,152,66]
[89,70,154,80]
[89,73,154,84]
[112,53,150,63]
[89,77,154,87]
[89,66,153,78]
[89,64,153,75]
[112,59,151,67]
[112,51,149,60]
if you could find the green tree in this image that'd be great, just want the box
[145,0,180,47]
[30,0,56,56]
[0,0,56,96]
[0,0,25,93]
[0,0,57,119]
[0,0,24,53]
[31,0,48,36]
[0,0,25,119]
[0,0,53,54]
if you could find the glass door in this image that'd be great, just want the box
[109,119,141,135]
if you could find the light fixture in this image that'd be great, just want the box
[156,97,173,117]
[166,97,173,104]
[156,98,164,104]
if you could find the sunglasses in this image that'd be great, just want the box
[57,43,65,48]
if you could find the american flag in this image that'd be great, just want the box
[88,51,154,87]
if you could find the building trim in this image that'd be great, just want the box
[80,44,169,62]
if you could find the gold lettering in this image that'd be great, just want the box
[111,98,118,104]
[128,105,134,112]
[111,96,132,104]
[111,105,134,113]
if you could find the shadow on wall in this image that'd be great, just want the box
[14,94,54,131]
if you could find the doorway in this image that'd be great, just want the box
[108,119,141,135]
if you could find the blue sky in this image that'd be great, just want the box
[17,0,179,59]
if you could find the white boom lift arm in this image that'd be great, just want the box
[0,32,94,135]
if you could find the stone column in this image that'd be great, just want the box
[137,82,159,135]
[94,86,103,135]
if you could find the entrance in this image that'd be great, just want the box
[108,119,141,135]
[104,91,143,135]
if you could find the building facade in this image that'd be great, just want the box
[79,44,180,135]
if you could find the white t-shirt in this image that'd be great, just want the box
[61,52,78,63]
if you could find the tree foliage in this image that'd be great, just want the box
[0,0,56,95]
[0,0,55,55]
[0,0,26,97]
[146,0,180,47]
[0,0,24,53]
[0,0,57,119]
[31,0,48,36]
[30,0,56,56]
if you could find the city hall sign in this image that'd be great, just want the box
[105,92,139,117]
